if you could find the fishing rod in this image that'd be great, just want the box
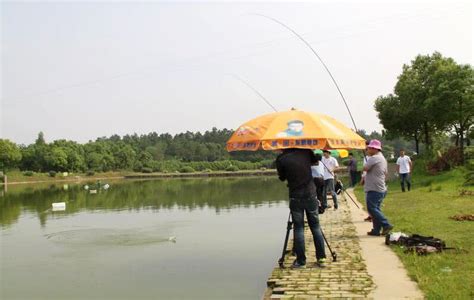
[250,14,359,133]
[230,74,278,112]
[251,14,366,208]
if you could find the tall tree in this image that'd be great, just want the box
[429,60,474,162]
[394,53,445,150]
[374,94,422,154]
[0,139,22,170]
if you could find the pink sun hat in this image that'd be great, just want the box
[367,139,382,150]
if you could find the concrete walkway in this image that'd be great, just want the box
[264,190,423,299]
[346,189,423,300]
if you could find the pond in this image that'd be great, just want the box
[0,177,289,300]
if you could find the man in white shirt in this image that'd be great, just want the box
[321,150,339,210]
[396,149,412,192]
[311,153,325,209]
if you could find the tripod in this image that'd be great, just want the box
[278,211,337,268]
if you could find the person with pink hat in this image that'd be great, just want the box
[363,139,394,236]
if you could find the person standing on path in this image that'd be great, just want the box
[322,150,339,210]
[276,148,327,268]
[364,140,394,236]
[347,153,358,187]
[311,153,325,207]
[396,149,412,192]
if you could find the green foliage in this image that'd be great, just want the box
[23,171,34,176]
[0,139,22,170]
[141,167,153,173]
[179,166,195,173]
[225,165,239,172]
[48,171,57,177]
[9,128,278,174]
[375,52,473,158]
[86,170,95,176]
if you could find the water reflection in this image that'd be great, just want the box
[0,177,287,228]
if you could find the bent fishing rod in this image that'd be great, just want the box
[230,74,278,112]
[250,14,366,208]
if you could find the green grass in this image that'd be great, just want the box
[354,166,474,299]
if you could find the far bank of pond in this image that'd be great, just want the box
[1,169,278,186]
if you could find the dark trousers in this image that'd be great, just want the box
[290,196,326,263]
[313,177,325,205]
[400,173,411,191]
[349,171,358,187]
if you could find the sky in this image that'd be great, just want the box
[1,0,472,145]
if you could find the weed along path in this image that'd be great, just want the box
[264,190,423,299]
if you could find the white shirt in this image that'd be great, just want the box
[322,156,339,180]
[396,155,412,174]
[311,164,324,178]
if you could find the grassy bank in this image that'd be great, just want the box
[354,167,474,299]
[2,171,131,184]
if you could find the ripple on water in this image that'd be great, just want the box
[44,228,176,247]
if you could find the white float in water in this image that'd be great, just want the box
[89,190,97,194]
[52,202,66,211]
[168,236,176,242]
[103,184,110,190]
[84,185,89,190]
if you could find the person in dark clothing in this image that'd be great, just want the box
[347,153,358,187]
[276,148,327,268]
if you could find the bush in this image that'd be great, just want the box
[23,171,34,176]
[202,169,212,173]
[226,165,239,172]
[86,170,95,176]
[48,171,57,177]
[426,147,463,174]
[179,166,195,173]
[141,167,153,173]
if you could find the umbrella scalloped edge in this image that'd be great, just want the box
[226,138,365,152]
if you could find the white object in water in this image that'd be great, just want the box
[84,185,89,190]
[89,189,97,194]
[103,184,110,190]
[52,202,66,211]
[168,236,176,242]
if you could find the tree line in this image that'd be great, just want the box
[375,52,473,162]
[0,129,276,173]
[0,127,417,175]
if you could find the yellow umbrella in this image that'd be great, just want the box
[226,108,365,151]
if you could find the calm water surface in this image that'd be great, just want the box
[0,177,289,300]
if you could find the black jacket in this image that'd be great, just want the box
[276,148,318,198]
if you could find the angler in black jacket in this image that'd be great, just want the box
[276,148,327,268]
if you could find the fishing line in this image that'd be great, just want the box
[251,14,368,209]
[250,13,359,133]
[229,74,278,112]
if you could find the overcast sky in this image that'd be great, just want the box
[1,0,472,145]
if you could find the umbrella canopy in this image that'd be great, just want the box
[226,109,366,151]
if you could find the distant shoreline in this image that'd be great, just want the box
[2,170,278,186]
